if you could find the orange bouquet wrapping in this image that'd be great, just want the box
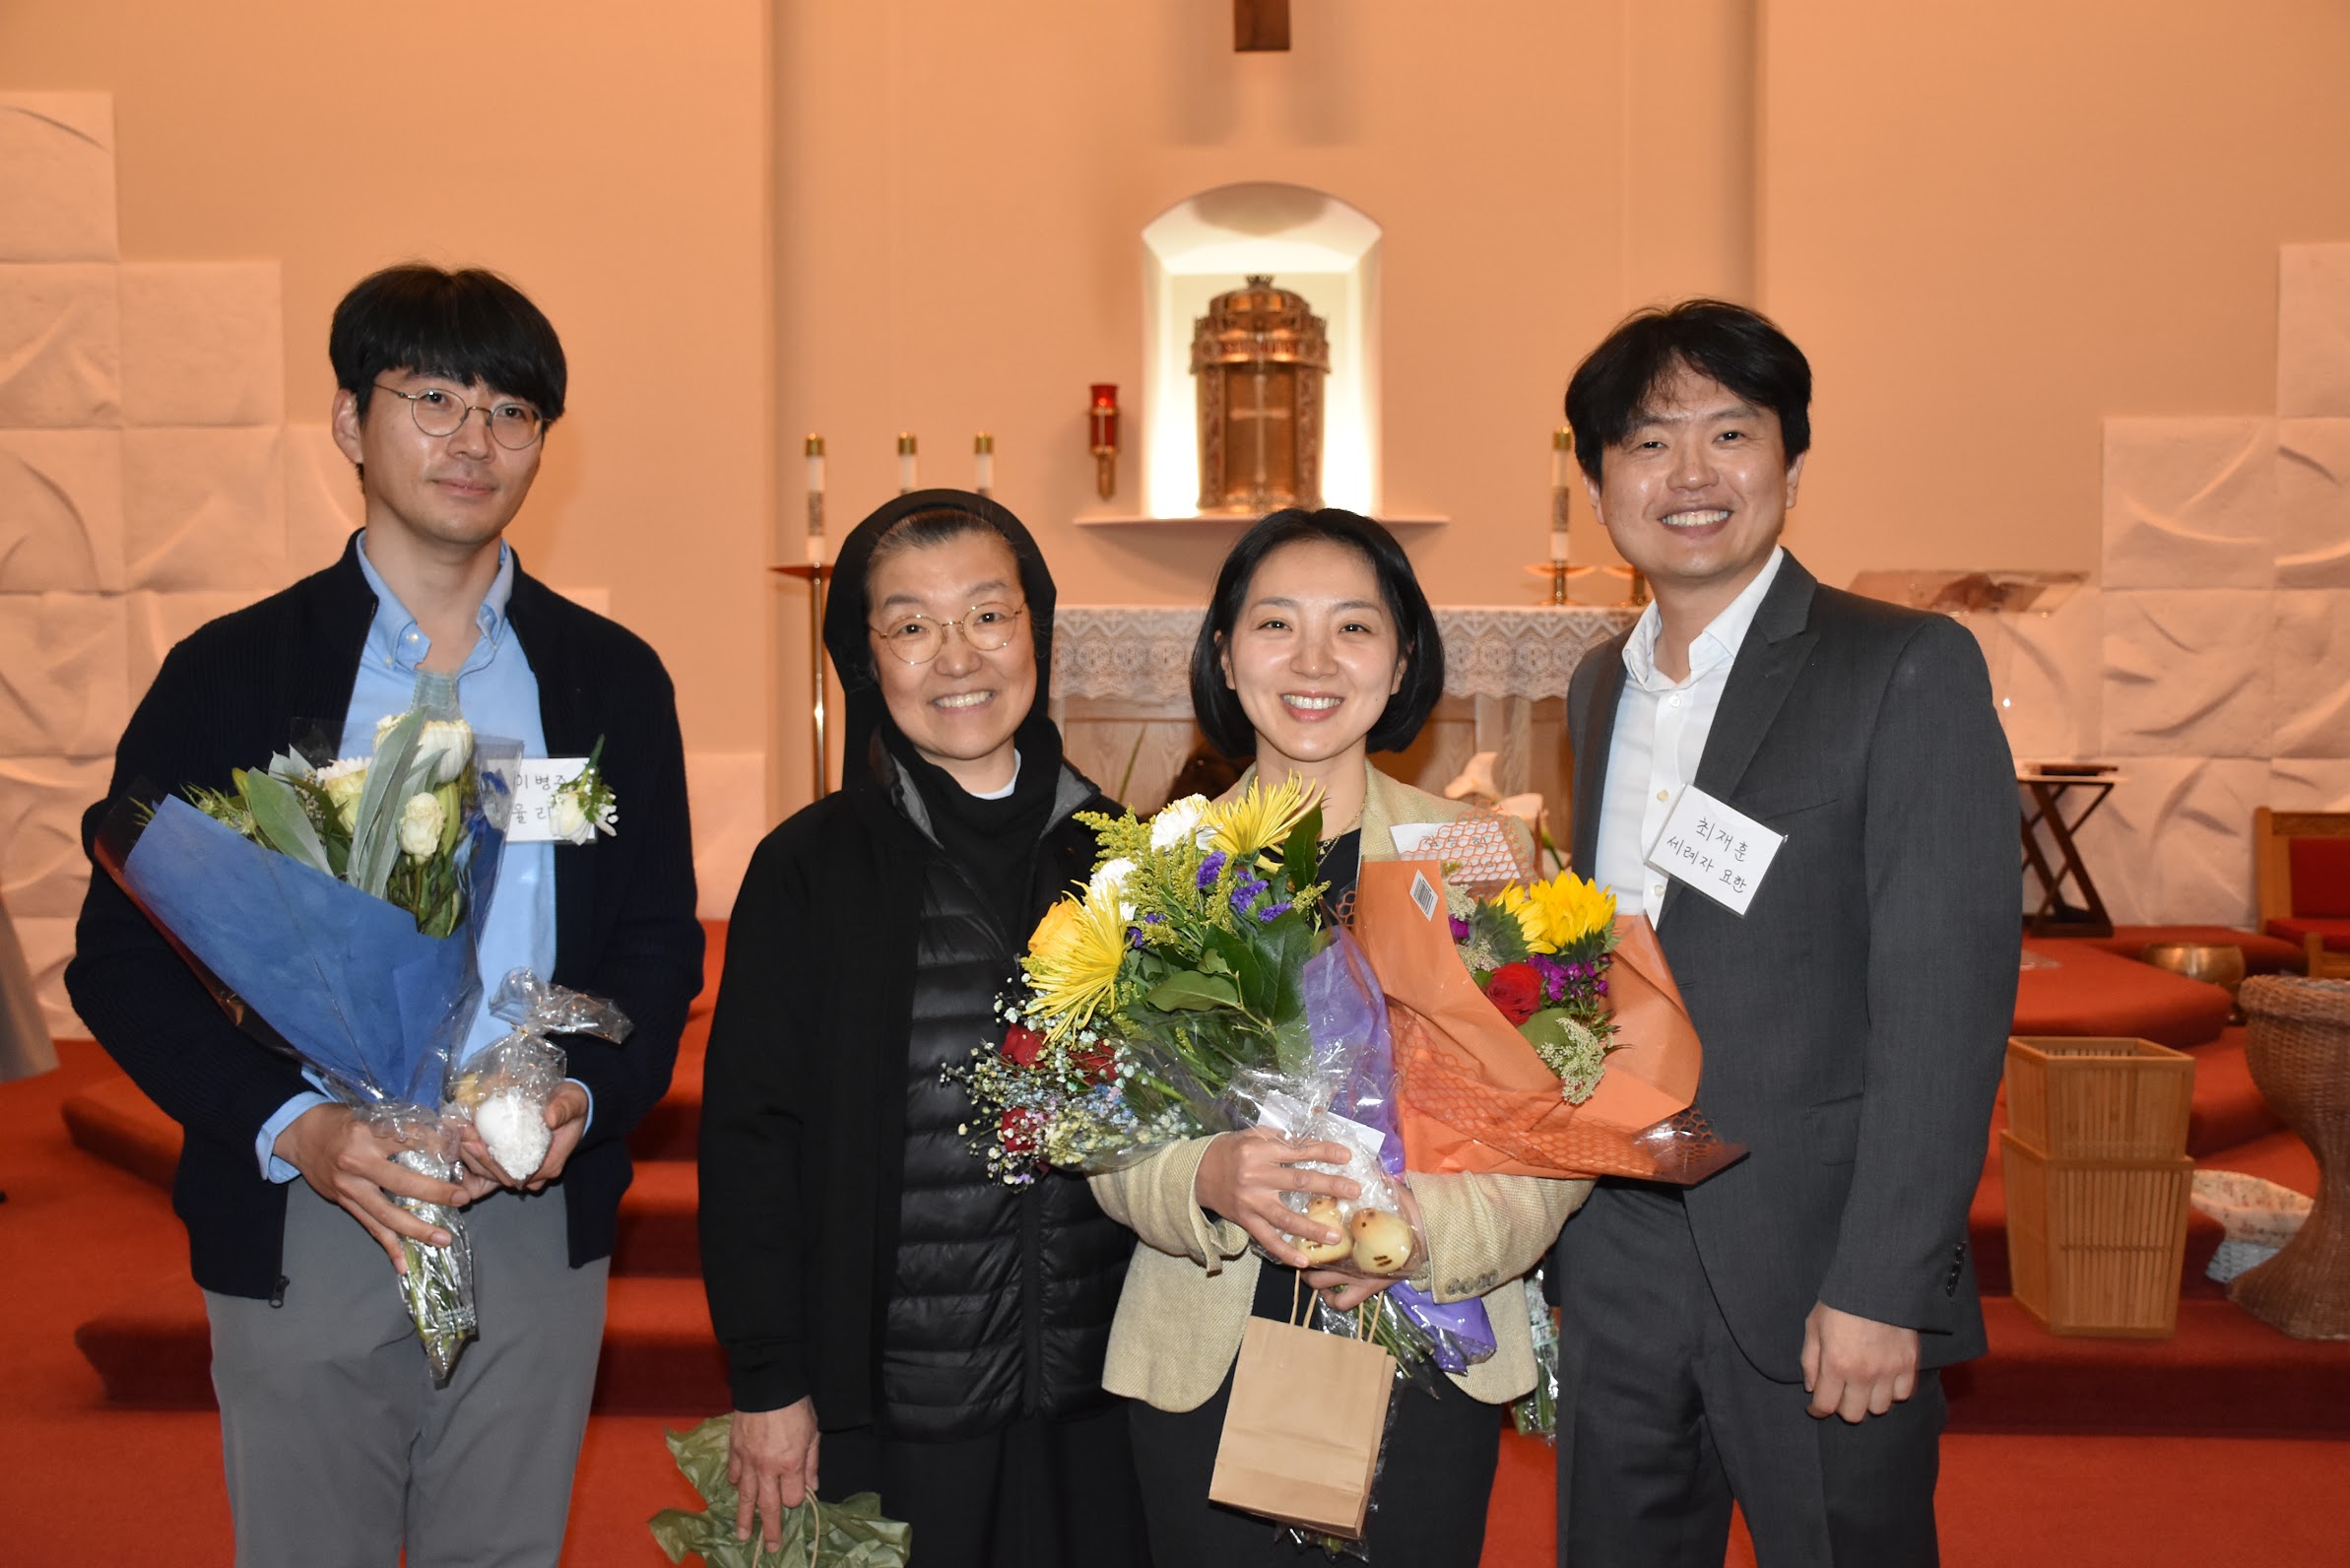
[1352,860,1743,1184]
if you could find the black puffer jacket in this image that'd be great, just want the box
[881,763,1134,1438]
[699,490,1132,1436]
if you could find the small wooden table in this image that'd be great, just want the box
[2019,768,2123,939]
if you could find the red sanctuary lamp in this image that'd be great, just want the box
[1088,384,1120,500]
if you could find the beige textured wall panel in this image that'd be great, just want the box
[2278,243,2350,418]
[123,588,263,702]
[1958,591,2102,763]
[0,429,124,591]
[0,263,120,427]
[2101,418,2276,590]
[2268,758,2350,810]
[0,94,116,263]
[2069,755,2269,927]
[2271,589,2350,759]
[118,262,285,427]
[0,593,127,758]
[280,421,359,576]
[684,750,765,919]
[0,754,109,919]
[122,426,285,590]
[2102,589,2274,759]
[12,914,86,1040]
[2275,419,2350,589]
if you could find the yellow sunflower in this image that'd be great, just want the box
[1204,774,1324,859]
[1492,884,1558,954]
[1529,872,1617,950]
[1020,883,1131,1037]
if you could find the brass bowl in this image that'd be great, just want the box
[2143,942,2249,1020]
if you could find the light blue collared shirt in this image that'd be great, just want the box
[254,533,565,1180]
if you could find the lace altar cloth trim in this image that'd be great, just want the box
[1051,605,1637,705]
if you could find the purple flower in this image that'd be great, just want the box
[1528,952,1569,1004]
[1229,876,1270,916]
[1258,900,1293,923]
[1449,915,1471,942]
[1128,926,1148,948]
[1196,851,1228,889]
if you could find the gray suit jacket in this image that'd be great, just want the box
[1557,552,2017,1379]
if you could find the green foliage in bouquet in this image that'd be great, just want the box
[178,684,481,939]
[647,1416,909,1568]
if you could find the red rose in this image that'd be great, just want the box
[1000,1108,1040,1158]
[1001,1022,1045,1067]
[1483,962,1542,1025]
[1070,1038,1118,1084]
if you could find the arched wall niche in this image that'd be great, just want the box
[1141,182,1382,519]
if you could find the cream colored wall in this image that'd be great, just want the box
[771,0,1771,806]
[1758,0,2350,586]
[0,0,774,754]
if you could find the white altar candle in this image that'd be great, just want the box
[804,434,826,566]
[897,432,918,494]
[1549,428,1574,563]
[974,432,994,496]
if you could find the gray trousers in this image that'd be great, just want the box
[1555,1185,1945,1568]
[204,1179,609,1568]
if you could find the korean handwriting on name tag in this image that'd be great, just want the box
[503,757,590,844]
[1646,785,1786,917]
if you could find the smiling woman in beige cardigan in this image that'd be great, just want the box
[1091,509,1590,1565]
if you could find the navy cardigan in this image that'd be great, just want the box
[67,534,703,1299]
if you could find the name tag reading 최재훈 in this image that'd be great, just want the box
[1645,785,1785,916]
[502,756,591,843]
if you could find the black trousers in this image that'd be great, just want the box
[1555,1185,1945,1568]
[1126,1261,1502,1566]
[820,1402,1151,1568]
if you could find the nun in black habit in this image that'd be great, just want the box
[697,491,1149,1565]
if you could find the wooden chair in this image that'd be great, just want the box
[2253,808,2350,980]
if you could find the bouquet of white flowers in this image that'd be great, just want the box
[98,673,517,1378]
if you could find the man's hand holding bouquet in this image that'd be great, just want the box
[97,673,632,1380]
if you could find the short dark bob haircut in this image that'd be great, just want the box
[1564,298,1809,486]
[329,264,567,424]
[1189,508,1444,760]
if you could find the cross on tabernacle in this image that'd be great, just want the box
[1235,0,1290,52]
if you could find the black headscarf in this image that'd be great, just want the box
[822,490,1069,938]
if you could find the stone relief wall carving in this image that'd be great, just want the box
[2046,244,2350,926]
[0,95,759,1038]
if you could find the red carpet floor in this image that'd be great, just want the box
[8,921,2349,1564]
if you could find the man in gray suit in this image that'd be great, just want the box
[1549,300,2017,1566]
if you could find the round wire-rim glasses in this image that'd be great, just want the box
[870,602,1028,665]
[372,381,546,450]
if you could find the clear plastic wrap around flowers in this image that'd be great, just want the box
[95,673,524,1383]
[448,970,633,1183]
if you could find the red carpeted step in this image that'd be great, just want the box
[1946,1297,2350,1435]
[2015,939,2232,1049]
[61,1074,180,1188]
[75,1274,730,1415]
[591,1276,730,1413]
[2204,1127,2320,1194]
[72,1270,220,1410]
[612,1159,698,1276]
[2183,1029,2286,1156]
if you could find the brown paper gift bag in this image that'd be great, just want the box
[1208,1308,1398,1538]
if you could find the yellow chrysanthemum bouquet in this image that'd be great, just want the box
[950,775,1335,1180]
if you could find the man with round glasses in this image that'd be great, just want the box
[69,264,702,1565]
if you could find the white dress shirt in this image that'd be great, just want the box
[1592,547,1788,926]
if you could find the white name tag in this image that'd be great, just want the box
[501,756,591,843]
[1646,785,1785,916]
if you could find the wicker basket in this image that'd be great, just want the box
[2228,977,2350,1339]
[2001,1132,2193,1337]
[2005,1035,2194,1160]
